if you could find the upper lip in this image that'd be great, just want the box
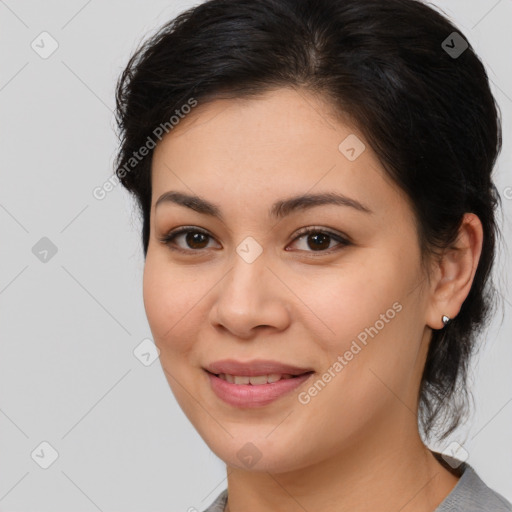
[204,359,314,377]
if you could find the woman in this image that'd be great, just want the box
[114,0,511,510]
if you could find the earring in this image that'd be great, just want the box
[442,315,451,326]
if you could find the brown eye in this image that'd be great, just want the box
[288,227,351,254]
[159,226,350,255]
[306,232,331,251]
[159,227,219,252]
[184,231,209,249]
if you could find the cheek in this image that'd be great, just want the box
[296,249,424,393]
[292,256,407,348]
[142,252,205,352]
[295,253,424,410]
[142,255,170,339]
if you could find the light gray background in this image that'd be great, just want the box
[0,1,511,511]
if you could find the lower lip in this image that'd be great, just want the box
[206,370,314,408]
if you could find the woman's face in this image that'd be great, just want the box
[144,87,434,472]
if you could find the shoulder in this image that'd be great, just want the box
[201,488,228,512]
[435,462,512,512]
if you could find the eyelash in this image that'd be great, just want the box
[158,226,351,255]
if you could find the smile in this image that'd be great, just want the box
[216,373,296,384]
[205,370,314,407]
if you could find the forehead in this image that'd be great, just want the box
[150,87,407,218]
[155,87,349,156]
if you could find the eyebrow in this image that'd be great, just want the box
[154,190,373,220]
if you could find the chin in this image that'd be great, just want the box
[199,432,314,474]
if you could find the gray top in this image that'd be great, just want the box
[201,461,511,512]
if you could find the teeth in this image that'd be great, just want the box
[218,373,294,385]
[249,375,267,385]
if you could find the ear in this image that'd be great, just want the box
[425,213,484,330]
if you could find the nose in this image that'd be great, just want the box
[208,250,291,339]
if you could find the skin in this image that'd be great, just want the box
[143,87,483,512]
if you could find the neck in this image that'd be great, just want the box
[224,415,460,512]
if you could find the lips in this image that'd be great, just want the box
[203,359,315,407]
[204,359,313,377]
[206,370,314,407]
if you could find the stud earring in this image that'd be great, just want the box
[442,315,451,326]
